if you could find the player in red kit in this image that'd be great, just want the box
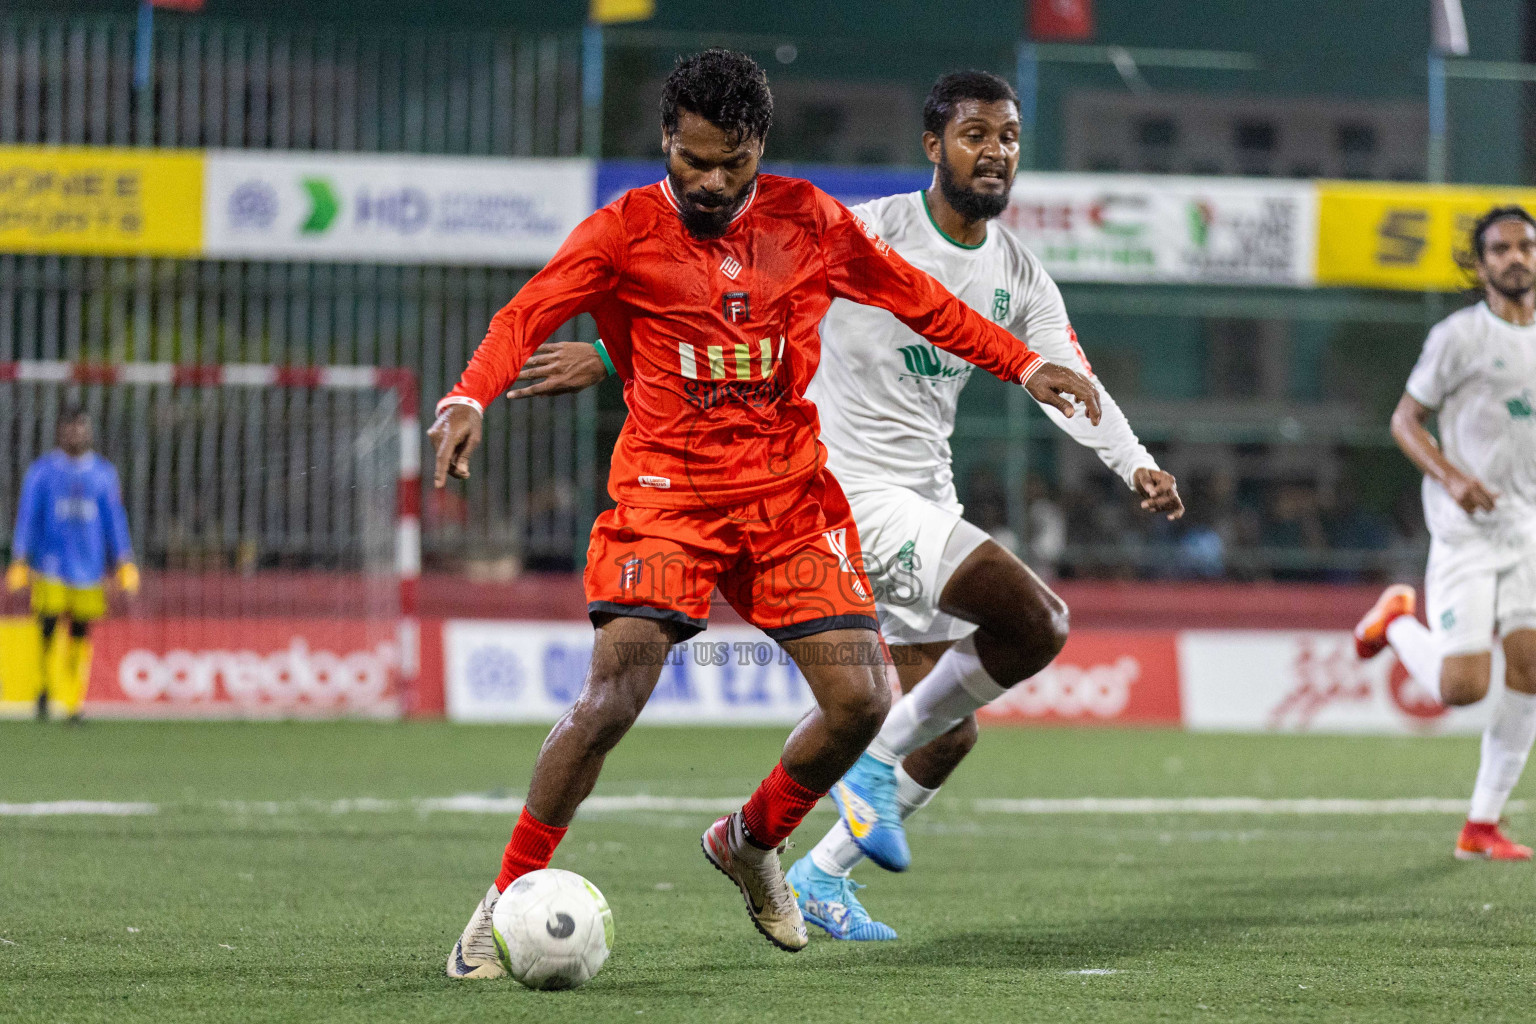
[431,49,1099,971]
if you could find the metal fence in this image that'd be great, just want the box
[0,14,595,570]
[0,15,585,154]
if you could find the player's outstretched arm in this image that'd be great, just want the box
[429,404,484,486]
[1390,391,1497,515]
[436,208,622,464]
[9,463,42,587]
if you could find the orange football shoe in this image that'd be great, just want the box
[1455,820,1533,861]
[1353,584,1416,660]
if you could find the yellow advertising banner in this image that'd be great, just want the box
[0,146,202,257]
[0,616,42,709]
[1317,182,1536,291]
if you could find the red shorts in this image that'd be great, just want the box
[584,469,879,641]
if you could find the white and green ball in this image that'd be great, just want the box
[491,869,613,991]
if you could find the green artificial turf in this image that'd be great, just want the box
[1,722,1532,1023]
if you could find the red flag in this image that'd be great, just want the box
[1029,0,1094,41]
[150,0,205,10]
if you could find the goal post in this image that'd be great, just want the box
[0,360,421,719]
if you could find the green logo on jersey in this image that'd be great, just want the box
[895,540,917,573]
[992,288,1011,321]
[1441,609,1456,630]
[898,344,964,380]
[1507,390,1534,418]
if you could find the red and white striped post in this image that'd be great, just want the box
[0,360,424,712]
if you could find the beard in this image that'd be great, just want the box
[667,170,757,240]
[936,148,1013,223]
[1489,265,1535,301]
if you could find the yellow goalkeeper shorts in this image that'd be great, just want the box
[31,577,107,622]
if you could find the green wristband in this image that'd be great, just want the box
[593,339,616,377]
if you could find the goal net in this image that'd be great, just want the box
[0,361,420,719]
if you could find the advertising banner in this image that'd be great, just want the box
[977,629,1181,725]
[1315,182,1536,291]
[1001,173,1318,286]
[444,621,1182,726]
[0,146,203,257]
[202,152,595,264]
[1178,630,1490,735]
[594,160,929,211]
[79,618,405,718]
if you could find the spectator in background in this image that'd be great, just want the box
[1263,478,1329,581]
[1172,474,1230,579]
[1023,474,1066,580]
[1322,475,1392,582]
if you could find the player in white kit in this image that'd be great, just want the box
[511,71,1183,937]
[1354,206,1536,861]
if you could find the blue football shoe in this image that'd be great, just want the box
[830,752,910,872]
[786,856,897,941]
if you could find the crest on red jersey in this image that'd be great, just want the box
[722,291,750,324]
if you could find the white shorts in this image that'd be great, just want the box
[1425,540,1536,656]
[844,484,992,646]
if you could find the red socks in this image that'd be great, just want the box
[495,807,568,892]
[740,762,825,849]
[496,765,821,887]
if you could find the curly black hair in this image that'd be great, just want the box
[660,48,774,144]
[922,70,1018,137]
[1471,204,1536,262]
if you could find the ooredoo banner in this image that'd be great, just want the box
[86,618,407,718]
[202,152,595,264]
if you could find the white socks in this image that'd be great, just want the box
[1382,616,1536,823]
[810,634,1005,877]
[1469,688,1536,823]
[1386,616,1444,703]
[810,762,941,877]
[866,634,1007,766]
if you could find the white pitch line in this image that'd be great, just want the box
[972,797,1523,815]
[0,795,1515,817]
[0,801,159,816]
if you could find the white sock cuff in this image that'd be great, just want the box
[894,762,939,817]
[949,633,1008,703]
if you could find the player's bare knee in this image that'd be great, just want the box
[569,677,649,751]
[825,667,889,746]
[1439,661,1490,706]
[1505,658,1536,696]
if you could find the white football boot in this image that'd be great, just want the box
[701,812,808,952]
[446,883,507,978]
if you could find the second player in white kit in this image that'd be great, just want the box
[810,187,1158,649]
[1355,205,1536,861]
[781,71,1181,941]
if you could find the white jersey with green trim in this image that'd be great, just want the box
[1405,301,1536,554]
[808,190,1157,505]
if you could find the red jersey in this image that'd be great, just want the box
[442,174,1045,510]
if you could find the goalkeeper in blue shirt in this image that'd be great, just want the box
[6,406,138,722]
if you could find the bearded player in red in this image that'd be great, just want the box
[431,49,1099,971]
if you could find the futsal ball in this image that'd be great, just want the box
[491,869,613,990]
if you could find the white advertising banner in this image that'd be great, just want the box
[1178,630,1492,735]
[202,152,595,264]
[1000,173,1318,286]
[445,621,818,725]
